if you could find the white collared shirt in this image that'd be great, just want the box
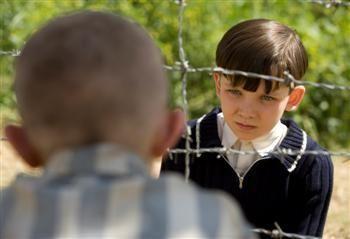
[217,112,288,175]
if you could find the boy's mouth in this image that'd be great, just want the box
[235,122,256,130]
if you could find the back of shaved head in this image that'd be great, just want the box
[15,11,167,157]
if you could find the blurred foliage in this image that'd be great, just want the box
[0,0,349,149]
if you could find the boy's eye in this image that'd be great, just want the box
[227,89,241,96]
[261,95,275,101]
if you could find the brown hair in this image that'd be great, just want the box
[15,11,167,156]
[216,19,308,93]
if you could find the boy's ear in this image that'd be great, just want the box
[286,86,305,111]
[149,109,185,158]
[5,124,44,168]
[213,73,221,97]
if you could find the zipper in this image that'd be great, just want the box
[238,176,244,189]
[220,153,269,189]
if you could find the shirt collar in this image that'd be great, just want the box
[217,112,288,156]
[43,143,149,180]
[252,121,288,156]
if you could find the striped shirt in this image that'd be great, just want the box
[1,143,255,239]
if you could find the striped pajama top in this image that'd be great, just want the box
[0,143,255,239]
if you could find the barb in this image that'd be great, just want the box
[0,50,20,56]
[310,0,350,8]
[168,147,350,158]
[284,71,350,91]
[252,222,321,239]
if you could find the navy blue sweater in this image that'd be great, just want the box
[162,108,333,237]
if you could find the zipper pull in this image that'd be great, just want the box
[239,176,244,189]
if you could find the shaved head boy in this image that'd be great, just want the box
[1,11,254,238]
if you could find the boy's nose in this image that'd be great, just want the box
[237,109,255,119]
[237,101,256,119]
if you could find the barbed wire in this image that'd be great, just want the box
[2,50,350,91]
[1,2,348,160]
[252,223,321,239]
[1,135,349,159]
[0,50,20,56]
[163,1,350,181]
[0,1,348,238]
[0,3,348,156]
[175,0,191,182]
[311,0,350,8]
[168,147,350,159]
[165,65,350,91]
[163,63,350,161]
[169,1,349,238]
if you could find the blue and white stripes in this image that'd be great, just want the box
[1,143,254,239]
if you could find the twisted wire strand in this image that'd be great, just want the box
[0,50,20,56]
[167,147,350,158]
[164,65,350,91]
[252,223,321,239]
[175,0,192,182]
[310,0,350,8]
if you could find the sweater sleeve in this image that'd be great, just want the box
[280,153,333,237]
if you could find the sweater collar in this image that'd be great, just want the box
[196,107,222,148]
[195,107,306,172]
[278,119,307,172]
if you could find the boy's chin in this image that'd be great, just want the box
[231,128,261,141]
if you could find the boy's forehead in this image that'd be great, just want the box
[221,76,289,94]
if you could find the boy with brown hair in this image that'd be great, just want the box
[162,19,333,237]
[0,11,255,238]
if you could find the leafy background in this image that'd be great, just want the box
[0,0,349,150]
